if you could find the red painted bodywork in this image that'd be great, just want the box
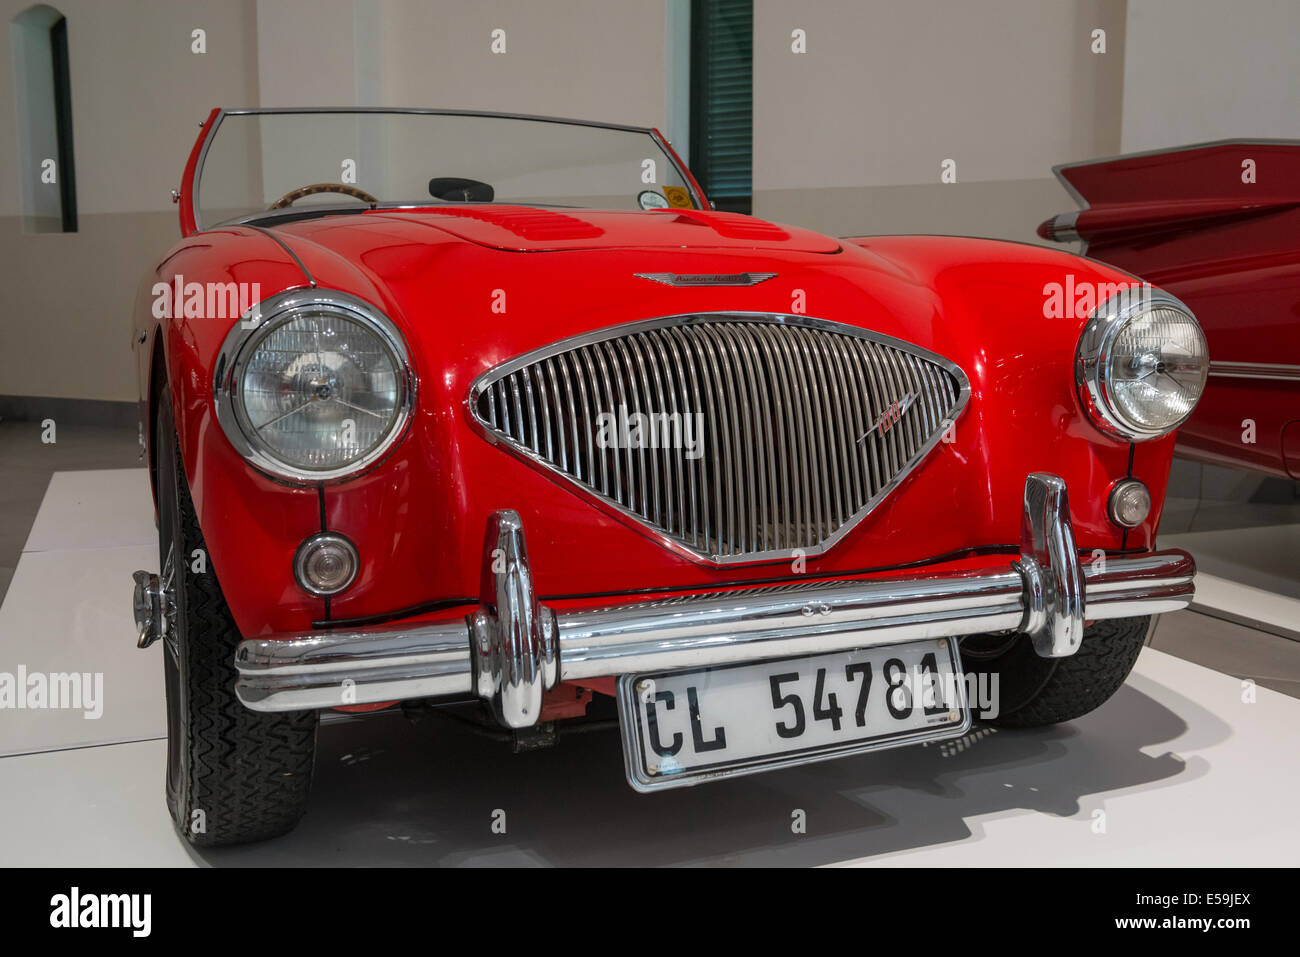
[1040,140,1300,478]
[133,115,1180,651]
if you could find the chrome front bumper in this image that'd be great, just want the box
[234,474,1195,726]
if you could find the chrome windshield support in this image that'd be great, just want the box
[233,474,1196,721]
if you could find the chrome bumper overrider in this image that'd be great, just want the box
[233,474,1196,726]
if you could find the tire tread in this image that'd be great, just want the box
[166,411,316,847]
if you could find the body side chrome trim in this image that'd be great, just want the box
[247,224,317,287]
[1208,361,1300,381]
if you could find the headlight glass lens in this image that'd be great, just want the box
[1105,306,1208,433]
[239,307,404,472]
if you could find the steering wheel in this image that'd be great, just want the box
[268,183,379,210]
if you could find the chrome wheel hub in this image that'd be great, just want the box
[133,546,176,649]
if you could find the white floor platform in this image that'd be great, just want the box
[1,469,1297,866]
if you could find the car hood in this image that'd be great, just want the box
[286,205,843,253]
[270,207,936,359]
[270,207,939,373]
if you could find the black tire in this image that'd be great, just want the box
[156,380,317,846]
[960,616,1151,728]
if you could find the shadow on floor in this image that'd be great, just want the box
[188,675,1226,867]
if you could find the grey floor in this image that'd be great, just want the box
[1150,610,1299,699]
[0,419,141,603]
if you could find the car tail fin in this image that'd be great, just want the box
[1038,140,1300,245]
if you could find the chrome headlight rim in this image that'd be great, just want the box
[214,288,416,484]
[1075,288,1207,442]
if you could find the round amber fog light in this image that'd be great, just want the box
[1108,479,1151,528]
[293,533,359,596]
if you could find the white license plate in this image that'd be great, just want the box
[617,637,970,791]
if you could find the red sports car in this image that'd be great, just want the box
[1039,139,1300,478]
[131,108,1204,846]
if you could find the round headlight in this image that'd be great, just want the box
[1076,289,1208,441]
[215,290,414,482]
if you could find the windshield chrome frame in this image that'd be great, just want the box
[190,107,706,232]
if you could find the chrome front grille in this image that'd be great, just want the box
[470,314,969,563]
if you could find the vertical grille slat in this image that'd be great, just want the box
[691,326,741,554]
[731,325,778,552]
[529,365,553,463]
[865,341,904,479]
[543,358,569,474]
[604,339,646,517]
[829,334,871,507]
[561,352,590,486]
[893,347,925,455]
[625,335,664,526]
[774,328,815,542]
[792,327,837,539]
[577,346,614,497]
[676,327,715,552]
[508,374,528,447]
[755,325,803,549]
[632,333,674,536]
[650,330,691,546]
[471,316,967,562]
[822,333,864,517]
[849,337,887,498]
[654,328,697,547]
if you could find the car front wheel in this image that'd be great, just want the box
[959,616,1152,728]
[156,379,317,846]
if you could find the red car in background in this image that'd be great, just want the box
[130,108,1203,845]
[1040,139,1300,479]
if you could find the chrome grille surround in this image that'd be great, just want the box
[467,313,971,565]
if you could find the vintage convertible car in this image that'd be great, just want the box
[1039,139,1300,478]
[131,108,1205,846]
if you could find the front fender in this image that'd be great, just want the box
[136,227,325,636]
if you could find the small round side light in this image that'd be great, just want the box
[293,533,359,596]
[1108,479,1151,528]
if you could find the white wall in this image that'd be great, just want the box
[0,0,669,402]
[6,0,1300,402]
[1121,0,1300,152]
[366,0,666,127]
[752,0,1128,239]
[0,0,259,402]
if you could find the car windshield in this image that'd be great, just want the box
[194,109,698,229]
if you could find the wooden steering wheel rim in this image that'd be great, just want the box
[267,183,379,211]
